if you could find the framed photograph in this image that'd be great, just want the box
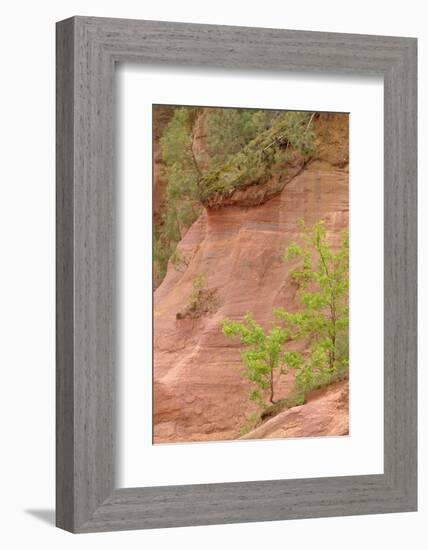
[56,16,417,533]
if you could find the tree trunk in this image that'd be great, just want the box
[269,369,275,404]
[330,295,337,370]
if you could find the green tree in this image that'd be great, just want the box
[222,314,289,406]
[198,111,317,205]
[276,221,349,391]
[155,108,202,285]
[206,108,280,168]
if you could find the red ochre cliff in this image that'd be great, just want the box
[153,113,349,443]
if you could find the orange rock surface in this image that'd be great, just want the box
[153,145,349,442]
[241,379,349,440]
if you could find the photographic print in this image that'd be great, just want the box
[153,105,349,444]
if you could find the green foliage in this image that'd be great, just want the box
[176,273,219,319]
[220,220,348,435]
[189,273,208,309]
[279,111,316,157]
[170,249,190,272]
[239,411,261,436]
[199,111,317,204]
[221,314,290,407]
[261,366,348,422]
[276,221,349,392]
[154,108,318,286]
[153,229,173,285]
[155,108,285,286]
[206,108,280,168]
[154,108,202,287]
[261,391,306,421]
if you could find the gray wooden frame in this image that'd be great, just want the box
[56,16,417,533]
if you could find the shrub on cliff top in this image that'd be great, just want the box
[155,107,281,286]
[198,111,317,205]
[205,108,280,168]
[155,108,317,286]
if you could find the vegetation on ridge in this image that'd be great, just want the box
[198,111,316,205]
[154,107,317,287]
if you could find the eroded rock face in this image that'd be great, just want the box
[153,158,349,443]
[241,379,349,440]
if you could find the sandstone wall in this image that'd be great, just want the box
[153,149,349,442]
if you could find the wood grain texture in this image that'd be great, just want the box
[56,16,417,533]
[56,18,75,532]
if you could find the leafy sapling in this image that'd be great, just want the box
[276,220,349,391]
[222,314,290,407]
